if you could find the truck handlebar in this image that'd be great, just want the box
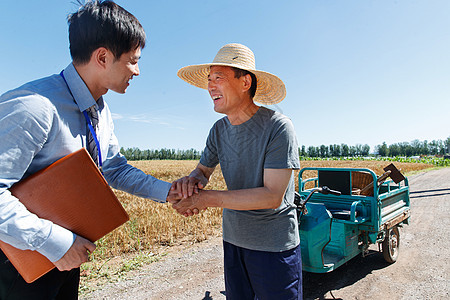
[320,186,342,196]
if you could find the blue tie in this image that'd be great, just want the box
[86,105,99,166]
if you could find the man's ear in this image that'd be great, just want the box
[91,47,110,69]
[242,73,252,93]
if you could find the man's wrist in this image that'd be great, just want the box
[37,224,75,262]
[201,190,221,208]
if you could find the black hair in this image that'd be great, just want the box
[231,67,257,99]
[68,0,146,65]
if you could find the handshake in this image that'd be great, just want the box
[166,174,209,217]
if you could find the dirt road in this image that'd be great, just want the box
[83,168,450,299]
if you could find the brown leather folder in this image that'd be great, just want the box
[0,148,129,283]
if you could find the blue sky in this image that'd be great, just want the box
[1,1,449,153]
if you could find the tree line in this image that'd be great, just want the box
[299,144,371,158]
[375,138,450,157]
[120,147,202,160]
[120,138,450,161]
[301,138,450,158]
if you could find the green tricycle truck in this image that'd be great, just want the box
[296,163,410,273]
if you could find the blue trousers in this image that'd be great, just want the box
[223,241,302,300]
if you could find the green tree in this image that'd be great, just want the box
[377,142,389,156]
[341,144,349,157]
[300,145,307,157]
[330,144,341,157]
[319,145,328,158]
[444,137,450,154]
[389,143,401,157]
[307,146,318,157]
[361,144,370,156]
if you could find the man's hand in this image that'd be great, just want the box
[168,163,215,216]
[171,175,205,199]
[166,187,182,204]
[166,181,200,216]
[53,235,96,271]
[172,191,208,216]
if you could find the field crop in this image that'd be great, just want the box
[80,159,434,292]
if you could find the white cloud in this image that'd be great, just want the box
[115,113,186,129]
[111,113,124,120]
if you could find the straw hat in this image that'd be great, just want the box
[177,43,286,105]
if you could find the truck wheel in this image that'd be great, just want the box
[382,226,400,263]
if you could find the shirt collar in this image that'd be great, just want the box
[61,63,104,112]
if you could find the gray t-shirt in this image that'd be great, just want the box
[200,107,300,252]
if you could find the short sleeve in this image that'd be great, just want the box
[199,124,220,168]
[264,117,300,170]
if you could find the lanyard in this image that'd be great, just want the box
[60,71,103,171]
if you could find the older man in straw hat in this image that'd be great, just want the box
[170,43,302,299]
